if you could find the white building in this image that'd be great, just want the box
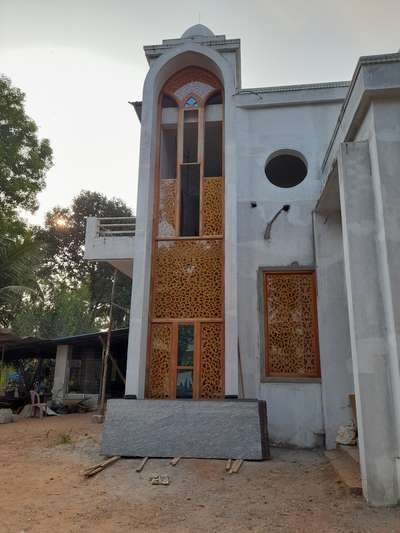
[85,25,400,506]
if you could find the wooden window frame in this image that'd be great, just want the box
[259,267,321,382]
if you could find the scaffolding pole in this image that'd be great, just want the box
[98,269,117,417]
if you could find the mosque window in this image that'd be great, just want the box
[265,151,307,188]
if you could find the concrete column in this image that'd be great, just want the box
[313,210,353,449]
[52,344,72,403]
[338,140,399,505]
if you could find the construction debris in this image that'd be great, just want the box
[136,456,149,473]
[228,459,244,474]
[169,457,181,466]
[149,474,170,486]
[84,456,120,478]
[225,458,233,472]
[0,408,14,424]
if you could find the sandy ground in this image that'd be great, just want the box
[0,414,400,533]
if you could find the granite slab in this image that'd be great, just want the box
[102,399,269,460]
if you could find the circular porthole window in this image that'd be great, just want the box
[265,151,308,188]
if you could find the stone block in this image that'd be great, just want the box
[102,399,269,460]
[0,408,15,424]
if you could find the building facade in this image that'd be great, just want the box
[84,25,400,505]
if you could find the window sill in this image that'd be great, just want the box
[260,377,321,384]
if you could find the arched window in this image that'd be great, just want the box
[147,66,225,400]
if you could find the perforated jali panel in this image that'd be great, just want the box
[264,272,320,378]
[148,323,172,398]
[202,177,223,236]
[158,179,176,237]
[200,323,224,399]
[153,240,223,319]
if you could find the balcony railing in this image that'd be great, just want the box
[97,217,136,237]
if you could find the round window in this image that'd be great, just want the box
[265,151,308,188]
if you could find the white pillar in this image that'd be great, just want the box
[52,344,72,403]
[313,209,353,449]
[338,140,399,505]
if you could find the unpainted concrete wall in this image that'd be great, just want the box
[236,101,342,447]
[314,210,354,449]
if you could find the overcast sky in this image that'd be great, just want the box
[1,0,399,225]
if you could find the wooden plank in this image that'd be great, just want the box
[136,456,149,473]
[225,459,232,472]
[229,459,243,474]
[84,456,120,478]
[324,450,362,495]
[170,457,181,466]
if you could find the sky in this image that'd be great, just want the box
[1,0,400,225]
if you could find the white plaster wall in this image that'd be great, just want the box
[259,382,324,448]
[236,101,343,447]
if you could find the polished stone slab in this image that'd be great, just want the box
[102,399,269,460]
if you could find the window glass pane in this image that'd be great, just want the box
[178,324,194,366]
[204,121,222,177]
[180,164,200,236]
[183,110,198,163]
[176,370,193,398]
[160,125,177,179]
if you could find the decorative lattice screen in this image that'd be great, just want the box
[200,322,224,399]
[153,239,223,319]
[264,271,320,378]
[148,323,172,398]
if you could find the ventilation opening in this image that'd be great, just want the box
[180,163,200,236]
[206,90,222,105]
[265,153,307,188]
[162,94,178,108]
[160,125,177,179]
[183,110,198,163]
[204,121,222,177]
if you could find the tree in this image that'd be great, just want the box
[0,233,43,327]
[0,75,52,327]
[36,190,133,330]
[0,75,53,233]
[12,282,97,338]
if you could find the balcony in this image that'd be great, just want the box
[84,217,135,278]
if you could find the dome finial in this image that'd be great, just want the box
[181,24,215,39]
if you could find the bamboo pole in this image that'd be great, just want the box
[98,270,117,416]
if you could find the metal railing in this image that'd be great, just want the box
[97,217,136,237]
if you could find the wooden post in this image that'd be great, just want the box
[98,269,117,416]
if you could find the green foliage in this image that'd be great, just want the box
[0,75,52,327]
[36,190,133,329]
[12,282,98,338]
[0,75,53,223]
[0,233,43,327]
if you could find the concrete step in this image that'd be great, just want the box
[338,444,359,464]
[325,449,362,496]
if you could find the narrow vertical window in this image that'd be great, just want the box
[204,121,222,177]
[176,324,194,399]
[160,125,177,180]
[180,164,200,236]
[183,110,198,163]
